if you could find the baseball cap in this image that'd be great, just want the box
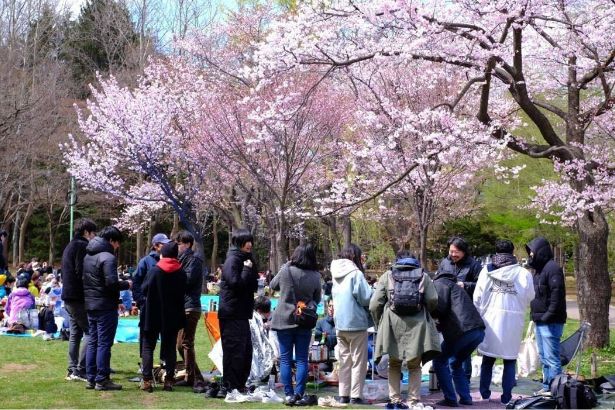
[151,233,171,246]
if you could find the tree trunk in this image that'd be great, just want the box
[276,216,288,271]
[418,224,429,270]
[48,218,54,265]
[269,226,277,273]
[18,202,33,264]
[576,209,610,347]
[170,212,179,238]
[342,215,352,248]
[12,210,20,267]
[211,214,219,274]
[135,230,143,262]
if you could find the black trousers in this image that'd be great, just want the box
[219,318,252,391]
[142,329,179,381]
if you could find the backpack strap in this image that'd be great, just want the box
[556,377,568,409]
[569,380,579,409]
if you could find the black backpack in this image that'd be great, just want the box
[550,374,597,409]
[387,267,424,315]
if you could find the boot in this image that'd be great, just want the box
[163,376,175,392]
[141,379,154,393]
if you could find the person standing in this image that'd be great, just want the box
[218,228,258,400]
[83,226,131,391]
[526,237,567,393]
[330,244,373,405]
[61,218,97,382]
[473,239,535,404]
[133,233,171,372]
[432,267,485,407]
[370,252,441,409]
[140,241,187,393]
[437,236,482,380]
[174,230,207,393]
[270,244,322,406]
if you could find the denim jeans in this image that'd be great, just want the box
[277,327,312,397]
[86,309,119,383]
[433,328,485,404]
[480,355,516,403]
[535,323,564,389]
[65,301,89,376]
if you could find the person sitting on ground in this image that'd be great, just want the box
[5,274,35,327]
[28,271,41,298]
[370,251,440,409]
[473,239,535,405]
[140,241,187,393]
[314,299,337,371]
[1,275,15,300]
[248,295,276,387]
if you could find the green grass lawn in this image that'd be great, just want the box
[1,316,614,408]
[0,318,281,409]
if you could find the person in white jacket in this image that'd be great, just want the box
[330,244,373,405]
[473,239,535,404]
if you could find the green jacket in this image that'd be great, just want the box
[369,270,441,363]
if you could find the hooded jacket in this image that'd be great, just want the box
[83,237,130,311]
[5,287,35,324]
[60,235,89,302]
[133,251,159,308]
[219,247,258,320]
[526,237,567,324]
[140,258,187,333]
[270,262,321,331]
[437,254,482,297]
[432,272,485,342]
[473,263,535,359]
[179,248,203,312]
[330,259,373,331]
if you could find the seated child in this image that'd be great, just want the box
[5,274,35,329]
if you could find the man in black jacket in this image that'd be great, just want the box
[174,230,206,393]
[218,228,258,398]
[432,271,485,407]
[83,226,131,391]
[61,218,97,382]
[526,237,566,393]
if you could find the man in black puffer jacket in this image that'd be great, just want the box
[432,271,485,407]
[526,237,566,393]
[218,228,258,398]
[83,226,131,391]
[61,218,97,382]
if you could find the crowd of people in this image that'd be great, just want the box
[0,219,569,408]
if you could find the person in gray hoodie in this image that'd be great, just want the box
[330,244,373,405]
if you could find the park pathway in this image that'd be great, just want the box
[566,296,615,328]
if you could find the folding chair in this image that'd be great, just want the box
[560,321,591,371]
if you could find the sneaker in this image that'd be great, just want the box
[336,396,350,404]
[459,398,473,405]
[69,373,87,382]
[85,381,95,390]
[193,384,208,394]
[224,389,249,403]
[435,398,459,407]
[95,379,123,391]
[295,394,318,406]
[395,402,410,409]
[205,384,219,398]
[244,391,263,402]
[65,371,73,381]
[284,394,298,406]
[350,397,365,405]
[262,389,284,404]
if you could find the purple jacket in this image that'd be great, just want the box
[5,287,35,324]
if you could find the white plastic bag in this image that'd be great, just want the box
[517,321,539,377]
[208,339,224,375]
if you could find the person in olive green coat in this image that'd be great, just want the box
[369,252,440,409]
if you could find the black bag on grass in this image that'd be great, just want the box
[550,374,597,409]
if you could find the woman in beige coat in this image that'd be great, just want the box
[370,253,440,409]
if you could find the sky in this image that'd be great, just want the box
[58,0,238,20]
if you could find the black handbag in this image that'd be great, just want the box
[285,265,318,329]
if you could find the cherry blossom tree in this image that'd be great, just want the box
[256,0,615,346]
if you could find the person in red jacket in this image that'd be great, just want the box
[140,241,186,393]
